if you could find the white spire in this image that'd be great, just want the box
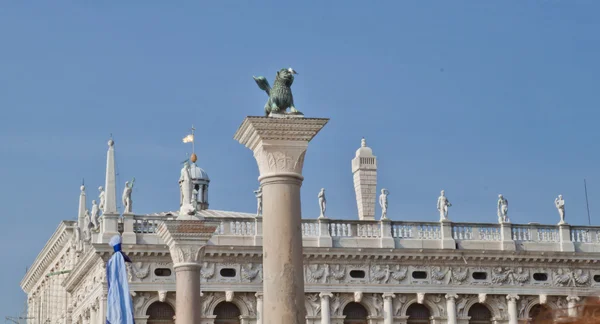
[352,137,377,220]
[78,184,87,221]
[103,139,117,214]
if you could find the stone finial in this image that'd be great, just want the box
[352,138,377,220]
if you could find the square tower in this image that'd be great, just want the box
[352,138,377,220]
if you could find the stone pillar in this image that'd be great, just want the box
[383,293,395,324]
[90,305,97,324]
[320,293,333,324]
[317,218,333,247]
[121,213,136,244]
[440,220,456,249]
[559,224,575,252]
[380,220,394,248]
[99,292,107,324]
[157,220,219,324]
[256,292,264,324]
[445,294,457,324]
[234,116,329,324]
[506,294,519,324]
[500,223,516,251]
[567,296,580,318]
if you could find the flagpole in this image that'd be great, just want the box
[191,125,196,155]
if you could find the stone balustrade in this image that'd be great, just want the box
[120,215,600,252]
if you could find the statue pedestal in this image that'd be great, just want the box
[234,116,328,324]
[157,220,219,324]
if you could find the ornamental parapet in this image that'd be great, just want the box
[124,214,600,253]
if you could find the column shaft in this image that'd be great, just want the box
[320,293,332,324]
[383,295,394,324]
[256,293,264,324]
[175,265,202,324]
[261,176,305,324]
[445,295,457,324]
[506,295,519,324]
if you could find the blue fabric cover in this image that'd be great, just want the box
[106,235,135,324]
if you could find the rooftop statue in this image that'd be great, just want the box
[497,194,509,223]
[254,187,263,217]
[318,188,327,219]
[122,178,135,214]
[437,190,451,221]
[555,194,566,225]
[379,189,389,220]
[253,68,303,116]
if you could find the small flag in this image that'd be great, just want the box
[182,134,194,143]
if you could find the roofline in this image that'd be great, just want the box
[20,220,75,293]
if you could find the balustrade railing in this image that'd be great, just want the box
[126,214,600,252]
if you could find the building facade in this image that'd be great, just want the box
[20,137,600,324]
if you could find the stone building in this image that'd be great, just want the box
[20,136,600,324]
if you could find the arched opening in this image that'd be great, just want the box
[343,302,368,324]
[407,303,431,324]
[468,303,492,324]
[214,301,241,324]
[529,304,552,324]
[146,302,175,324]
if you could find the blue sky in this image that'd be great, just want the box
[1,1,599,317]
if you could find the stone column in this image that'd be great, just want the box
[567,296,580,318]
[157,220,219,324]
[90,305,97,324]
[320,293,333,324]
[383,293,395,324]
[445,294,457,324]
[506,294,519,324]
[99,292,107,324]
[235,116,329,324]
[256,292,264,324]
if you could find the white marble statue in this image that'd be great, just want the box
[497,194,509,223]
[91,200,100,231]
[379,189,389,220]
[555,194,566,225]
[83,210,91,243]
[254,187,263,217]
[437,190,452,221]
[122,179,135,214]
[179,161,195,216]
[73,223,83,252]
[98,186,105,213]
[192,188,199,211]
[318,188,327,219]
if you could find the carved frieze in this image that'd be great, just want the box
[553,268,590,287]
[306,293,321,316]
[491,267,529,285]
[241,263,262,283]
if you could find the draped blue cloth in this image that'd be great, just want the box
[106,235,135,324]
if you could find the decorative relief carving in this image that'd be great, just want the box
[427,294,446,316]
[241,263,262,283]
[170,245,205,264]
[307,264,330,283]
[431,266,469,285]
[306,293,322,316]
[371,294,383,316]
[240,293,257,316]
[130,262,150,281]
[518,296,535,318]
[133,292,150,316]
[487,295,508,320]
[201,261,215,282]
[553,268,590,287]
[330,293,342,316]
[491,267,529,285]
[254,146,307,175]
[370,265,391,284]
[201,292,216,316]
[393,294,408,316]
[330,264,346,282]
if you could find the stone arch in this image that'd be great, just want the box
[204,293,251,317]
[400,298,440,318]
[460,296,502,320]
[468,303,492,324]
[146,301,175,323]
[523,299,558,319]
[338,294,379,317]
[141,295,177,317]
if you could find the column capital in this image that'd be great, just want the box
[383,293,396,299]
[157,220,219,267]
[255,292,264,299]
[234,116,329,180]
[319,292,334,299]
[506,294,520,302]
[445,294,458,301]
[567,296,580,303]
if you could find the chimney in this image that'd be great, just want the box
[352,138,377,220]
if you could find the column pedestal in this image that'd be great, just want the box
[235,116,328,324]
[157,220,219,324]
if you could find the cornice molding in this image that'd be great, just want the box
[21,221,75,293]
